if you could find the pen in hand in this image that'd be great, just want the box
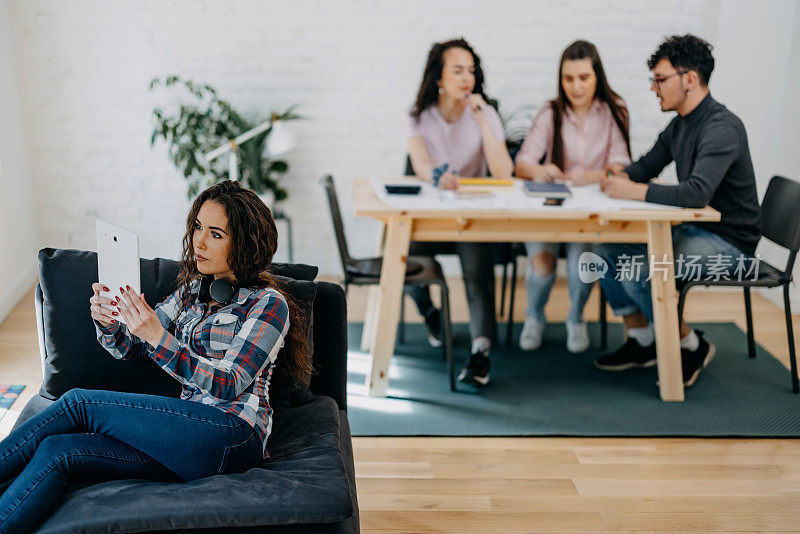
[466,92,483,110]
[431,163,449,187]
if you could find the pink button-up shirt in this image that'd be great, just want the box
[515,99,631,172]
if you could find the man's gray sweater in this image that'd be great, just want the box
[626,93,761,255]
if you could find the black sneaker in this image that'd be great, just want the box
[594,338,657,371]
[458,349,491,387]
[679,330,715,387]
[424,308,443,348]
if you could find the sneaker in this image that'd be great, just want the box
[566,321,590,353]
[675,330,716,387]
[594,338,657,371]
[424,308,443,348]
[653,331,717,388]
[458,348,491,387]
[519,318,545,351]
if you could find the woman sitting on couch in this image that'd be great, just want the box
[0,180,312,533]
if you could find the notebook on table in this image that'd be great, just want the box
[522,181,572,198]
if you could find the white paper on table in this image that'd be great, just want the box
[371,178,545,210]
[371,179,677,212]
[553,183,676,211]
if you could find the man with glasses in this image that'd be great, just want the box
[593,34,761,388]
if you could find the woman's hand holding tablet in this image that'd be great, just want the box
[90,282,117,327]
[114,285,165,347]
[96,219,141,325]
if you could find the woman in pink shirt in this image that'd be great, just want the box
[515,40,631,354]
[407,38,513,389]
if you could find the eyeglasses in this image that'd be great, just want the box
[649,70,688,88]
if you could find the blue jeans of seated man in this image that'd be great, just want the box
[0,388,263,534]
[525,242,594,324]
[595,223,748,325]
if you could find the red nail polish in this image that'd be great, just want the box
[111,320,116,324]
[103,286,109,292]
[126,285,131,291]
[119,287,124,293]
[112,311,118,316]
[116,296,121,302]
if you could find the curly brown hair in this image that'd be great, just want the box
[175,180,312,386]
[648,34,714,86]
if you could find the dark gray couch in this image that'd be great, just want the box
[11,248,359,533]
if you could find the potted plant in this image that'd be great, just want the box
[149,75,300,200]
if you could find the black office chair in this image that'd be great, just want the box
[320,175,457,391]
[494,242,524,345]
[597,175,799,393]
[677,175,799,393]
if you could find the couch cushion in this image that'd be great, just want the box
[265,275,317,408]
[309,283,348,410]
[37,248,318,400]
[269,262,319,282]
[38,248,182,399]
[28,396,353,533]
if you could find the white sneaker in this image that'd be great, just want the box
[566,321,590,353]
[427,334,443,348]
[519,318,545,351]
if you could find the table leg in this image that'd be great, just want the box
[647,221,684,402]
[361,286,380,352]
[367,216,412,396]
[361,222,389,352]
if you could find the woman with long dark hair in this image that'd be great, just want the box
[0,180,311,533]
[407,38,513,388]
[516,40,631,353]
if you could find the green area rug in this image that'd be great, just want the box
[346,322,799,437]
[0,385,25,422]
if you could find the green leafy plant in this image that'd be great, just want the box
[149,75,300,199]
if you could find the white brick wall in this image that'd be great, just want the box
[0,0,38,323]
[10,0,714,276]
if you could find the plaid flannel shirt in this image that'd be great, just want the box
[95,279,289,458]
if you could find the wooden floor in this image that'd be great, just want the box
[2,278,800,532]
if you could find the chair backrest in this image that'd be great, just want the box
[320,175,353,278]
[404,154,414,176]
[760,175,800,275]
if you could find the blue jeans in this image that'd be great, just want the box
[0,388,262,533]
[595,223,748,324]
[525,242,594,324]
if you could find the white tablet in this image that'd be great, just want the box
[96,219,141,324]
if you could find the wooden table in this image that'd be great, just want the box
[353,178,721,401]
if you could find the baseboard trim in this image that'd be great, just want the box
[0,263,38,325]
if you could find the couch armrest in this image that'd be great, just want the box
[34,283,47,386]
[309,282,348,411]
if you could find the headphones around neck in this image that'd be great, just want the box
[199,276,236,306]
